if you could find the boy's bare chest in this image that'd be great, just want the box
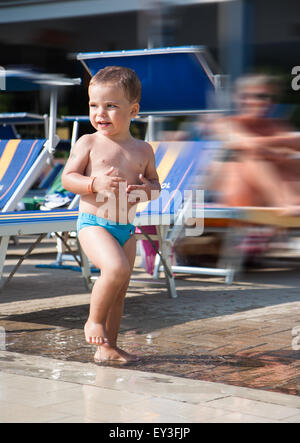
[89,145,146,181]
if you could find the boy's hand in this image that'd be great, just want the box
[93,166,126,195]
[126,174,159,202]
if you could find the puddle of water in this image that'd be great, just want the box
[2,319,299,397]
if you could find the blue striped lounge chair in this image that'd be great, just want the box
[0,137,58,288]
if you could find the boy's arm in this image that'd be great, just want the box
[61,135,92,195]
[142,143,161,199]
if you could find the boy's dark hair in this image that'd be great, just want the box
[90,66,141,103]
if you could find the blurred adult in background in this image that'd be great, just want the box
[210,74,300,213]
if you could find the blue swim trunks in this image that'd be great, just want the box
[77,212,135,246]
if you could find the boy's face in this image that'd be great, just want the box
[88,82,139,138]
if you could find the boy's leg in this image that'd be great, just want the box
[78,226,131,346]
[95,235,139,362]
[105,235,136,347]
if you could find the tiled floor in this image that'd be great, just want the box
[0,351,300,423]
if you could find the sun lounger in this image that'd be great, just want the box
[0,139,80,287]
[0,138,55,212]
[2,202,298,293]
[21,166,74,210]
[0,112,63,201]
[0,208,79,288]
[0,137,73,288]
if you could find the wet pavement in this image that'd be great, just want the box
[0,235,299,401]
[1,350,300,423]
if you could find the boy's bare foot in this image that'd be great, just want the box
[94,345,140,363]
[84,320,109,346]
